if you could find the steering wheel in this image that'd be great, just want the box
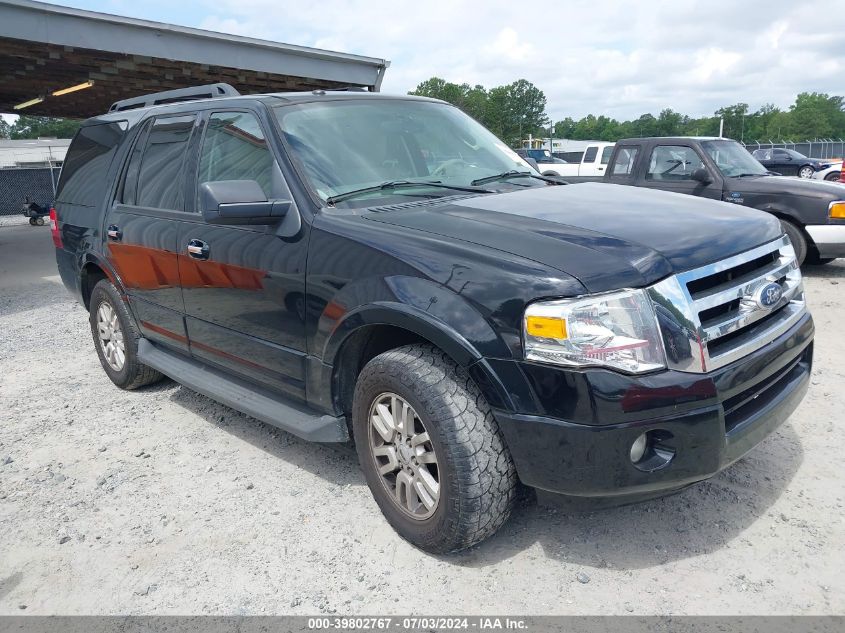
[432,158,472,177]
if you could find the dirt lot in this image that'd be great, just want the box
[1,220,843,615]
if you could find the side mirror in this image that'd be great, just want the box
[199,180,291,225]
[691,168,712,184]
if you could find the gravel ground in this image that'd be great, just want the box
[0,224,843,615]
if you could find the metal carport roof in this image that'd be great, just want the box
[0,0,390,118]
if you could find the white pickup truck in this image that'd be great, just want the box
[519,142,616,178]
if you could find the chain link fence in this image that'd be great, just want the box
[741,139,845,160]
[0,167,61,216]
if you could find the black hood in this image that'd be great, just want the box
[728,174,843,197]
[365,182,783,293]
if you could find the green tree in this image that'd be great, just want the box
[787,92,845,139]
[504,79,548,145]
[0,117,10,139]
[410,77,547,146]
[10,116,81,139]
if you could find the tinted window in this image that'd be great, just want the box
[610,147,638,177]
[646,145,704,180]
[199,112,274,195]
[135,115,195,210]
[600,145,614,165]
[56,122,125,206]
[119,120,151,205]
[583,146,598,163]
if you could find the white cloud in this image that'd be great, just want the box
[191,0,845,121]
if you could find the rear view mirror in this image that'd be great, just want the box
[200,180,291,225]
[691,168,712,184]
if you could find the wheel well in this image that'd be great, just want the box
[81,263,108,310]
[332,324,436,420]
[768,212,821,259]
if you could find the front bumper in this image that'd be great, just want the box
[806,224,845,258]
[492,312,813,498]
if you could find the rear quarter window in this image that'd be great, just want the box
[56,122,126,207]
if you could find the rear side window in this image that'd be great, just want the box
[56,122,125,206]
[583,146,598,163]
[600,145,614,165]
[609,146,639,177]
[133,115,196,210]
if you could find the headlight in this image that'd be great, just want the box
[523,289,666,374]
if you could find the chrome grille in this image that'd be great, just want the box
[647,235,806,373]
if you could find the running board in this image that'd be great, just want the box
[137,339,348,443]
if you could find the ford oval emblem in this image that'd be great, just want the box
[755,282,783,309]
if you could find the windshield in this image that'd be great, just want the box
[701,140,768,177]
[274,99,535,205]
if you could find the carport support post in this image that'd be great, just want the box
[48,146,57,198]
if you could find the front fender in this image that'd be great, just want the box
[310,275,523,414]
[318,275,514,365]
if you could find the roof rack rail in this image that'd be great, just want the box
[108,83,240,113]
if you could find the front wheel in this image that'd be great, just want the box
[798,165,815,179]
[824,172,841,182]
[780,220,808,265]
[89,279,163,390]
[353,344,517,553]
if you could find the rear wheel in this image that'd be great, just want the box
[798,165,815,179]
[89,279,163,390]
[353,344,517,553]
[28,217,37,226]
[36,216,45,226]
[824,172,841,182]
[780,220,808,265]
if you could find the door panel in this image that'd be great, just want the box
[105,208,187,350]
[178,222,309,398]
[104,113,198,352]
[179,109,308,399]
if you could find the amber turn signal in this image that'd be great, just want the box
[829,202,845,219]
[525,316,567,339]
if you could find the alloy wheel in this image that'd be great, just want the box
[96,301,126,371]
[367,392,440,519]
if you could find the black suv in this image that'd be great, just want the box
[53,84,814,553]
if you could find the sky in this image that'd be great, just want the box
[29,0,845,122]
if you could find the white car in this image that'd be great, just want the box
[813,161,842,182]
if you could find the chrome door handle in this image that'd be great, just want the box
[106,225,122,241]
[187,239,210,260]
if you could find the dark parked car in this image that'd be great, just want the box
[751,148,831,179]
[564,137,845,265]
[53,86,813,553]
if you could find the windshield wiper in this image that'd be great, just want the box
[735,173,767,178]
[471,170,566,186]
[325,180,493,205]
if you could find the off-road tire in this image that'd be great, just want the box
[89,279,163,390]
[780,220,808,265]
[353,344,517,553]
